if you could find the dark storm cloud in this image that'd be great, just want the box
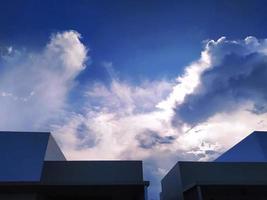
[173,37,267,125]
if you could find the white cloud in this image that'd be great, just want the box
[173,36,267,125]
[52,36,267,199]
[157,49,211,111]
[52,79,177,199]
[0,30,88,130]
[2,33,267,199]
[45,31,88,79]
[53,79,175,159]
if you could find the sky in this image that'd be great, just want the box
[1,0,267,199]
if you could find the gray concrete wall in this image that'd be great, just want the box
[161,162,267,200]
[41,161,144,185]
[161,162,183,200]
[179,162,267,190]
[44,135,66,161]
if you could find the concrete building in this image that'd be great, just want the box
[0,131,149,200]
[160,131,267,200]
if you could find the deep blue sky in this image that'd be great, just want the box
[1,0,267,84]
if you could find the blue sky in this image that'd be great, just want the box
[2,1,267,199]
[2,0,267,83]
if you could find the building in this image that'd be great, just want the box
[0,131,149,200]
[160,131,267,200]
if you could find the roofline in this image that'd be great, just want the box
[251,131,267,134]
[0,181,149,187]
[183,182,267,192]
[178,161,267,164]
[0,131,51,134]
[44,160,144,162]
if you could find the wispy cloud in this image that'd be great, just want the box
[0,30,88,130]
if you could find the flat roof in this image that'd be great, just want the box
[0,131,149,188]
[161,131,267,200]
[41,161,148,186]
[177,162,267,191]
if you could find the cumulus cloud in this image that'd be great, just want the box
[172,36,267,125]
[0,30,88,130]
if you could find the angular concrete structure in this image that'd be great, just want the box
[160,131,267,200]
[215,131,267,162]
[0,131,149,200]
[0,131,65,182]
